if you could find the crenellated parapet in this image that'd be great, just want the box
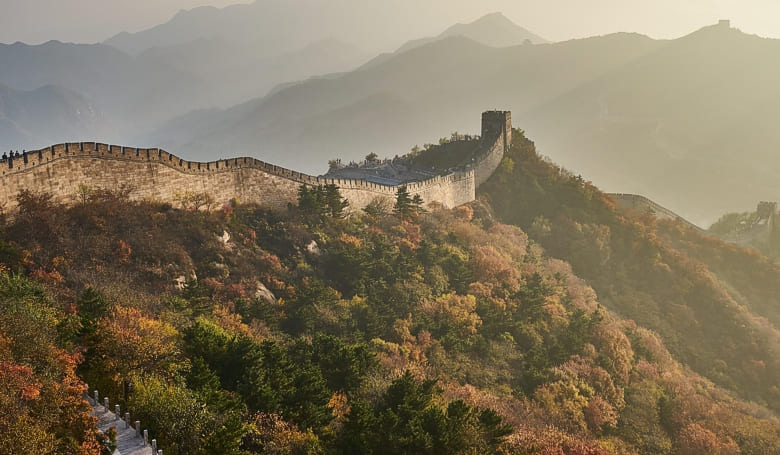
[3,142,329,182]
[0,111,510,214]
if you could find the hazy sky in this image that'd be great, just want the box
[1,0,779,45]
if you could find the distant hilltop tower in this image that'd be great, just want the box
[481,110,512,151]
[756,201,777,222]
[718,19,731,28]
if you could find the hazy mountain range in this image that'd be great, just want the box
[141,21,779,226]
[101,0,541,57]
[1,2,780,225]
[143,30,655,167]
[522,24,780,226]
[137,36,370,108]
[361,11,547,68]
[0,83,104,151]
[0,9,545,156]
[0,40,213,142]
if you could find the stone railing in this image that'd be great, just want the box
[85,387,161,455]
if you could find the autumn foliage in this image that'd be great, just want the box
[0,133,779,454]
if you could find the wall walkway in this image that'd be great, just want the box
[86,390,159,455]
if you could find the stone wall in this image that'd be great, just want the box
[474,111,511,186]
[0,143,306,212]
[0,112,508,214]
[339,172,476,211]
[0,144,478,214]
[473,135,505,187]
[609,193,702,231]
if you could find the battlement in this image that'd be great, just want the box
[1,142,320,183]
[2,141,477,195]
[0,111,511,214]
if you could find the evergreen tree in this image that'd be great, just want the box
[77,286,110,332]
[324,184,349,218]
[298,184,348,221]
[297,185,326,219]
[394,186,413,217]
[412,194,425,213]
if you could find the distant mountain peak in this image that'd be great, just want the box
[442,12,547,42]
[465,11,516,26]
[677,20,759,46]
[391,11,546,57]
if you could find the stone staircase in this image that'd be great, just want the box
[86,390,159,455]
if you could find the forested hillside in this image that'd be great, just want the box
[481,130,780,414]
[1,132,780,453]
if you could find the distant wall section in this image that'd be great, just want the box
[610,193,702,231]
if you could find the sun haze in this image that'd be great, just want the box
[2,0,780,45]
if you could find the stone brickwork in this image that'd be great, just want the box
[0,112,510,214]
[474,111,511,186]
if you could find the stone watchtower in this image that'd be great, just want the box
[481,111,512,151]
[757,201,777,233]
[756,201,776,221]
[473,111,512,186]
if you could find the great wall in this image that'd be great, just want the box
[610,193,703,231]
[0,109,709,233]
[0,111,512,214]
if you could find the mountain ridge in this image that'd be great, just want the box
[141,22,780,225]
[3,18,779,225]
[143,31,660,173]
[0,82,104,152]
[396,12,547,53]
